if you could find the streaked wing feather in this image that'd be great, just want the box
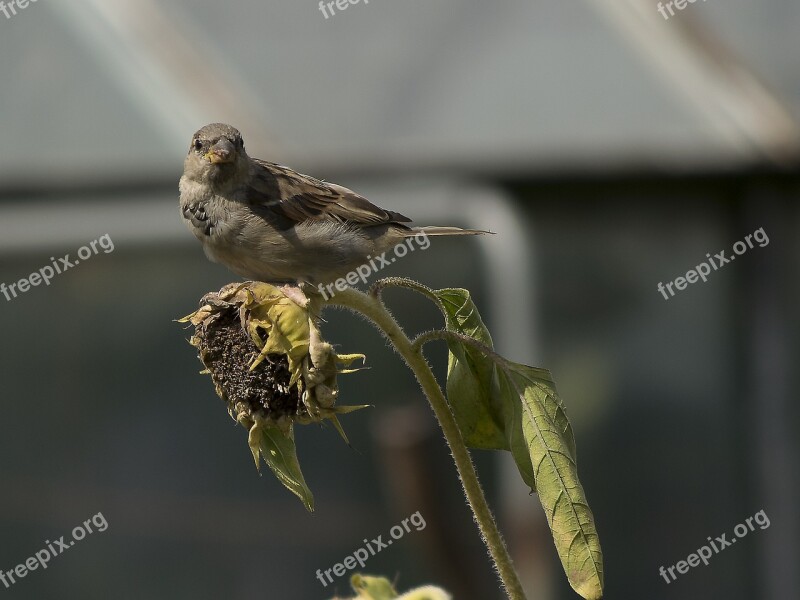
[247,159,411,226]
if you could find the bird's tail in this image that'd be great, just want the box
[409,226,494,236]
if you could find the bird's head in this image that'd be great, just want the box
[183,123,249,187]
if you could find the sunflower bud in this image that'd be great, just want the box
[179,282,367,511]
[334,575,451,600]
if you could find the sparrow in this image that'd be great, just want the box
[179,123,488,285]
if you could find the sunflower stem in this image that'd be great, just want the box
[322,286,528,600]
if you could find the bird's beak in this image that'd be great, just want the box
[205,139,236,164]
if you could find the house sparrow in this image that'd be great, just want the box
[179,123,488,285]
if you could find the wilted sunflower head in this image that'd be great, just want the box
[179,282,366,511]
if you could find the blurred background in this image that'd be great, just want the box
[0,1,798,599]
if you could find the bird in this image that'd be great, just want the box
[179,123,489,286]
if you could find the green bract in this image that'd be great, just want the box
[333,574,451,600]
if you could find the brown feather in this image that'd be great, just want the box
[246,159,412,228]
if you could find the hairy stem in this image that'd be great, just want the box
[322,286,527,600]
[369,277,441,308]
[411,329,496,359]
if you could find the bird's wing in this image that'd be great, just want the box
[246,159,411,227]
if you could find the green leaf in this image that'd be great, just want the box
[248,419,314,512]
[433,289,507,450]
[493,363,603,600]
[431,287,603,599]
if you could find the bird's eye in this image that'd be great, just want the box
[193,139,203,151]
